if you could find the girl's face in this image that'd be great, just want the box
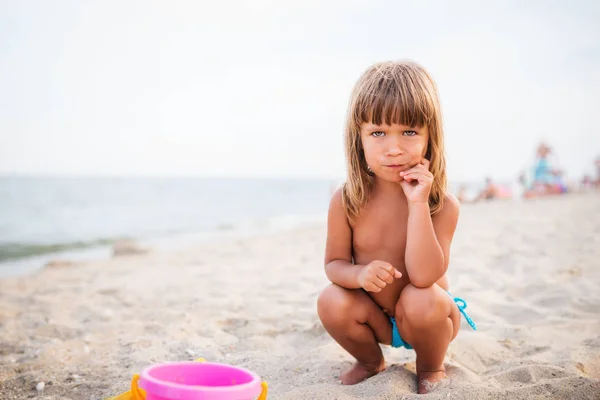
[360,122,429,183]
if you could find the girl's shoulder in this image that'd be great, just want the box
[433,192,460,221]
[327,184,353,229]
[443,192,460,208]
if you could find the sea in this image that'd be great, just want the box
[0,176,337,278]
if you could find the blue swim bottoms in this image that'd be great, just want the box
[389,291,477,349]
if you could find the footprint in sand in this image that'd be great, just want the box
[494,364,572,385]
[218,317,249,334]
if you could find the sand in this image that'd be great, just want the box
[1,193,600,399]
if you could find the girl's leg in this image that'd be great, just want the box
[394,283,460,394]
[317,284,392,385]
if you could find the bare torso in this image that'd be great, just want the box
[350,186,448,316]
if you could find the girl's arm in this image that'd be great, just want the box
[404,195,459,288]
[324,188,364,289]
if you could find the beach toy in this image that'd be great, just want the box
[109,374,145,400]
[109,358,268,400]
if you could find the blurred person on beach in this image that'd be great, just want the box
[473,177,512,202]
[317,61,476,394]
[581,175,594,191]
[524,142,567,198]
[513,171,529,200]
[474,177,498,201]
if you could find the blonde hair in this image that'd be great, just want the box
[342,60,447,222]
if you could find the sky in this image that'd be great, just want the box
[1,0,599,183]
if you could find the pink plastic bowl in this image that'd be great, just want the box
[138,361,263,400]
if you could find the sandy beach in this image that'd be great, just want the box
[1,192,599,399]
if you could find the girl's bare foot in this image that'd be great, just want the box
[417,369,446,394]
[339,360,385,385]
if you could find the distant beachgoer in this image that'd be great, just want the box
[525,143,566,198]
[581,175,594,191]
[474,177,512,201]
[475,177,498,201]
[515,171,528,199]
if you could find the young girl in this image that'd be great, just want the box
[317,61,476,394]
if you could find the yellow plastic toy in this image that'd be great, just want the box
[109,374,145,400]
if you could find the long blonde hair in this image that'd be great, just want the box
[342,60,447,222]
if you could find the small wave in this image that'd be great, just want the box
[255,213,326,232]
[0,237,129,262]
[216,223,235,231]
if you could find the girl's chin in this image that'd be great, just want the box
[375,173,403,183]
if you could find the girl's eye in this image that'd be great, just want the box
[403,131,417,136]
[372,131,385,137]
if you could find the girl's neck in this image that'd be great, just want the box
[373,177,406,197]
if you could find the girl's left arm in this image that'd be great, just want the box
[404,195,460,288]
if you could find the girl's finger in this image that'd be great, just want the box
[405,173,434,185]
[376,268,394,284]
[399,168,416,177]
[402,172,424,181]
[404,170,433,179]
[367,284,381,293]
[400,164,426,176]
[372,277,387,289]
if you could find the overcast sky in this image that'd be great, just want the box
[1,0,599,183]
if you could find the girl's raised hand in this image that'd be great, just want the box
[399,158,434,205]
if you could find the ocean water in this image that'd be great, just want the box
[0,176,335,277]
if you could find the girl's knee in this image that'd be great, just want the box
[317,284,359,324]
[396,284,447,328]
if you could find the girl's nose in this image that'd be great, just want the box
[386,142,404,157]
